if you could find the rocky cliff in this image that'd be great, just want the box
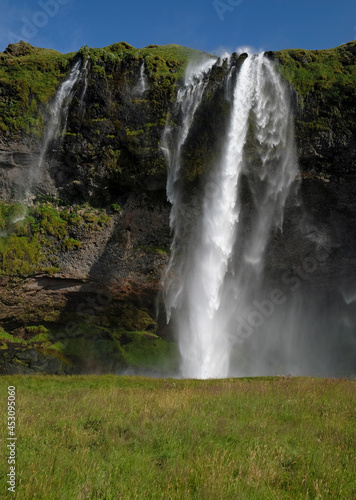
[0,40,355,375]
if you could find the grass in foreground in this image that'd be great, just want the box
[0,376,355,499]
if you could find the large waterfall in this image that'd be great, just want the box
[164,52,299,378]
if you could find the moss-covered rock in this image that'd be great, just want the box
[275,41,356,174]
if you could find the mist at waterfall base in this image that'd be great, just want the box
[163,52,355,380]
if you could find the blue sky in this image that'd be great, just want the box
[1,0,356,55]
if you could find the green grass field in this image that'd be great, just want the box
[0,376,355,499]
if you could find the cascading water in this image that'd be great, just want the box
[38,60,82,173]
[162,56,216,311]
[164,52,299,378]
[79,56,90,108]
[133,60,148,96]
[24,59,83,198]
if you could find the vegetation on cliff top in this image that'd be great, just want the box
[0,40,205,138]
[84,41,206,83]
[276,41,356,97]
[276,41,356,147]
[0,39,355,139]
[0,41,73,136]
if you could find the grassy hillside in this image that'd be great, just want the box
[276,41,356,97]
[0,376,354,499]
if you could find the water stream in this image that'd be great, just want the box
[24,59,83,199]
[164,53,299,378]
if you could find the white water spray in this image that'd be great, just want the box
[79,56,90,107]
[164,53,299,378]
[25,60,82,197]
[162,56,216,317]
[38,60,82,171]
[134,60,148,96]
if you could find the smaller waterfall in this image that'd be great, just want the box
[133,61,148,96]
[79,56,90,108]
[38,60,82,171]
[24,59,82,198]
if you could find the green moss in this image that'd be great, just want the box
[0,328,22,343]
[1,316,178,373]
[0,42,74,137]
[47,341,66,352]
[25,325,51,343]
[143,122,159,132]
[25,325,48,335]
[0,325,53,346]
[275,41,356,154]
[126,127,144,137]
[0,202,26,230]
[276,41,356,99]
[111,203,122,213]
[31,333,51,343]
[0,201,111,276]
[117,330,179,372]
[0,234,44,276]
[30,204,68,239]
[0,40,211,140]
[139,245,170,256]
[81,208,110,229]
[91,64,106,77]
[118,305,156,332]
[61,238,81,252]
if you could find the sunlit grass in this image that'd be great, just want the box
[0,376,354,499]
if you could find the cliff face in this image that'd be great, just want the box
[276,42,356,291]
[0,40,355,375]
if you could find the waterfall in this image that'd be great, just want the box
[38,59,82,172]
[161,56,216,320]
[25,59,83,197]
[79,56,90,108]
[164,53,299,379]
[133,60,148,96]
